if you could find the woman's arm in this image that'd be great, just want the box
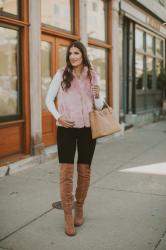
[94,97,104,110]
[45,70,62,120]
[91,71,104,110]
[45,70,77,128]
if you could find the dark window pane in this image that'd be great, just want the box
[41,0,72,32]
[0,26,20,117]
[156,59,164,90]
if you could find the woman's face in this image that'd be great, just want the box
[69,46,83,68]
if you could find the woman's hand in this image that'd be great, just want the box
[58,116,75,128]
[91,85,100,99]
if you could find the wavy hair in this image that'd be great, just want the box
[61,41,92,91]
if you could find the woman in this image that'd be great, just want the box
[46,41,103,236]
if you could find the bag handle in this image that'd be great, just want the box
[102,100,113,113]
[93,97,113,113]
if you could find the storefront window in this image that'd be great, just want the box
[135,26,164,92]
[0,0,19,16]
[0,26,20,118]
[41,0,73,32]
[41,41,52,111]
[87,0,107,41]
[134,25,165,112]
[88,46,107,100]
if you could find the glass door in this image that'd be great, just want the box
[41,35,70,146]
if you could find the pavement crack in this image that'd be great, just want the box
[0,208,53,242]
[154,229,166,250]
[92,186,166,197]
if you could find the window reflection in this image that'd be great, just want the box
[156,39,163,57]
[41,41,52,111]
[156,59,163,76]
[0,27,19,116]
[156,59,164,90]
[0,0,18,15]
[41,0,72,32]
[58,45,67,68]
[88,46,107,100]
[146,34,153,54]
[135,54,144,90]
[135,29,144,50]
[146,57,153,89]
[87,0,106,41]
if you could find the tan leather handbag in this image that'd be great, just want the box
[90,101,121,139]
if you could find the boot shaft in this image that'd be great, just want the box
[59,164,76,236]
[60,164,74,212]
[75,164,91,205]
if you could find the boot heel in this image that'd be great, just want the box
[64,214,76,236]
[74,205,84,226]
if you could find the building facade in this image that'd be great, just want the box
[119,0,166,126]
[0,0,113,166]
[0,0,165,167]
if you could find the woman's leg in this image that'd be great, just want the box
[57,127,76,236]
[74,164,91,226]
[60,163,75,236]
[74,128,96,226]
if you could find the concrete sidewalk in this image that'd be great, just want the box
[0,121,166,250]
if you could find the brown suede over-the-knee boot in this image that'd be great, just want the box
[60,164,76,236]
[74,164,91,226]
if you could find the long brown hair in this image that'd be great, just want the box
[61,41,92,90]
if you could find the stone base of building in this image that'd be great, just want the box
[125,109,161,127]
